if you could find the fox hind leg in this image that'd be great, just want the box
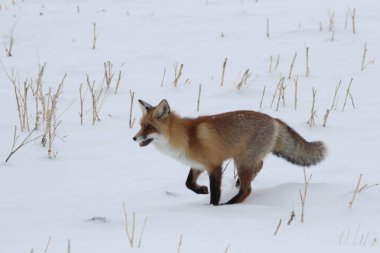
[185,168,208,194]
[235,161,263,187]
[226,160,263,204]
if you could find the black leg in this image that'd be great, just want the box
[185,168,208,194]
[208,166,222,205]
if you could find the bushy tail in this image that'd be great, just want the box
[272,119,327,166]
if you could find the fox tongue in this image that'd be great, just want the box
[139,138,153,147]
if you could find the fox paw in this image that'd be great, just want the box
[195,186,209,194]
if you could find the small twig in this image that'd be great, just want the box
[344,13,349,30]
[86,74,102,125]
[348,7,356,34]
[173,63,184,87]
[268,55,273,73]
[358,183,379,193]
[287,210,296,225]
[67,239,71,253]
[307,88,317,126]
[220,58,227,87]
[5,126,42,163]
[273,219,282,236]
[360,42,375,71]
[275,78,286,111]
[222,159,233,174]
[5,25,16,57]
[236,69,252,89]
[348,173,362,208]
[129,90,136,128]
[114,70,122,94]
[342,78,354,112]
[160,67,166,87]
[266,18,270,38]
[274,55,280,71]
[224,244,231,253]
[123,203,136,248]
[259,85,266,109]
[196,84,202,112]
[79,84,85,125]
[92,21,98,50]
[270,76,284,108]
[323,80,341,127]
[44,236,52,253]
[328,10,335,32]
[294,75,298,110]
[305,47,310,77]
[288,52,297,80]
[104,61,114,92]
[138,217,148,248]
[299,168,312,223]
[177,234,183,253]
[361,42,368,71]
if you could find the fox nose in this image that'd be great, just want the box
[133,136,137,141]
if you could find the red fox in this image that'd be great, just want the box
[133,99,327,205]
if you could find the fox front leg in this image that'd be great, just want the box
[185,168,208,194]
[208,166,222,205]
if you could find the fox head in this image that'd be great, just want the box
[133,99,171,147]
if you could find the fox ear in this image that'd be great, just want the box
[138,100,153,114]
[154,99,170,120]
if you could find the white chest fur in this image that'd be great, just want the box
[152,135,205,170]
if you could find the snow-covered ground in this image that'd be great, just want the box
[0,0,379,252]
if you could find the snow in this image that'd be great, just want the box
[0,0,379,252]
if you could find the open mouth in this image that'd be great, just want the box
[139,138,153,147]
